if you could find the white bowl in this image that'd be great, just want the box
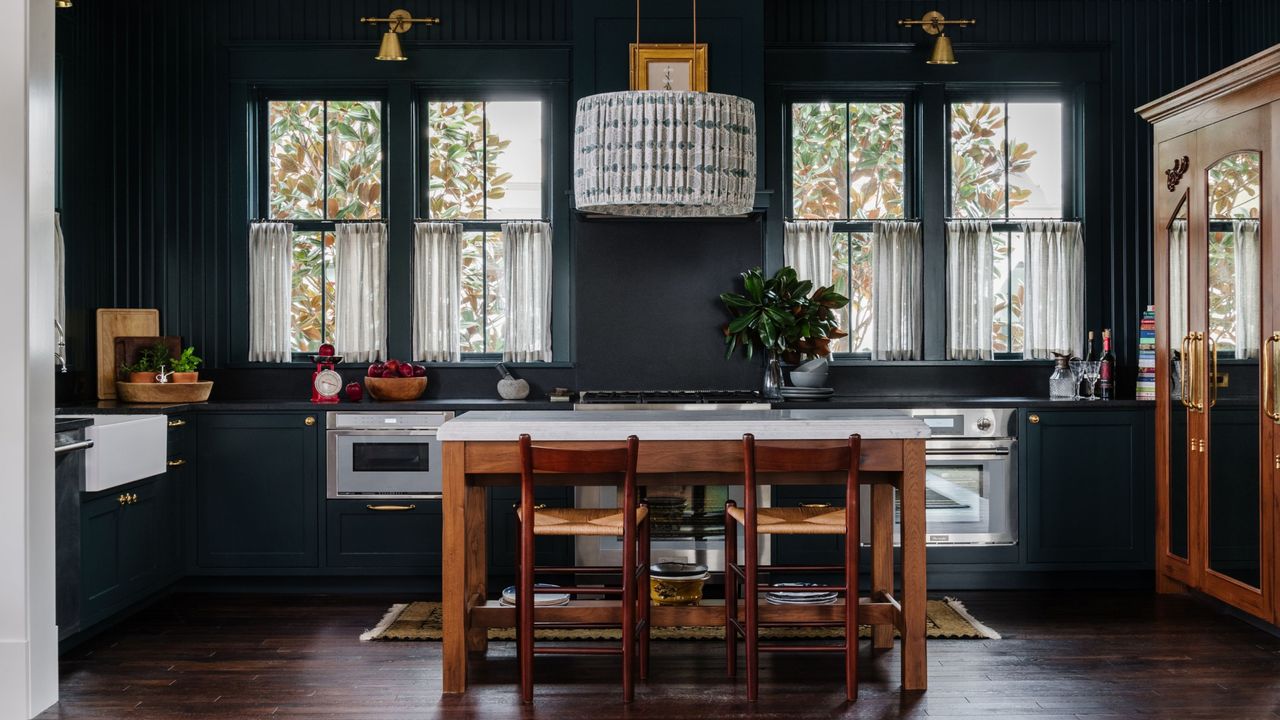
[789,371,828,388]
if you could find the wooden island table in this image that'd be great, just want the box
[437,409,931,694]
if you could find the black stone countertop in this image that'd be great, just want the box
[774,396,1154,410]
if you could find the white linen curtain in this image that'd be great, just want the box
[333,222,389,363]
[1169,218,1189,350]
[783,221,834,288]
[412,222,463,362]
[871,220,923,360]
[54,212,65,353]
[248,222,294,362]
[946,220,994,360]
[1023,221,1085,359]
[1233,219,1261,359]
[502,221,553,362]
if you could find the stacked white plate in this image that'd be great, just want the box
[764,582,839,605]
[780,387,835,400]
[500,584,571,607]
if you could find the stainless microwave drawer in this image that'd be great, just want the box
[326,431,442,499]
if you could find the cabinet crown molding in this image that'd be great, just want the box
[1136,44,1280,124]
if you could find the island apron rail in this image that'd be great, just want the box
[440,437,928,695]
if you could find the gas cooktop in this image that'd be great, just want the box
[575,389,771,411]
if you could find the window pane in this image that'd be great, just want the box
[990,231,1026,355]
[950,102,1007,219]
[791,103,848,219]
[1208,230,1237,353]
[848,103,905,219]
[427,101,486,220]
[460,232,486,353]
[485,101,543,220]
[290,231,334,354]
[1007,103,1063,219]
[829,233,851,354]
[847,232,874,354]
[268,101,325,220]
[484,233,507,353]
[1209,152,1261,219]
[326,100,383,220]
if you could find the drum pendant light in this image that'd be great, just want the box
[573,1,757,217]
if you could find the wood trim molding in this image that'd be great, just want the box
[1137,44,1280,123]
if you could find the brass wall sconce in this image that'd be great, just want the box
[898,11,975,65]
[359,9,441,62]
[56,0,72,8]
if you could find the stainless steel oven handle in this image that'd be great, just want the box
[925,449,1012,458]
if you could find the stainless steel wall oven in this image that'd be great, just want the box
[325,412,453,499]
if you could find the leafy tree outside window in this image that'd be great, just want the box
[266,99,383,354]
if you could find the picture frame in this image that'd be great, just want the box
[629,43,708,92]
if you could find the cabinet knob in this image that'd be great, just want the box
[167,458,187,468]
[167,418,187,428]
[305,416,316,426]
[1028,414,1040,424]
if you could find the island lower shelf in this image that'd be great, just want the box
[470,595,901,629]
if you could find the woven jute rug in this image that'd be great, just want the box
[360,598,1000,642]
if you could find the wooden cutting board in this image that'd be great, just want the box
[96,309,159,399]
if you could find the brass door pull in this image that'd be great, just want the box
[167,418,187,428]
[1264,332,1279,422]
[366,504,417,512]
[167,458,187,468]
[1028,414,1040,424]
[1179,334,1193,409]
[118,493,138,505]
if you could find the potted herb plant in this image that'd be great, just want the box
[169,346,203,383]
[719,267,849,397]
[119,341,169,384]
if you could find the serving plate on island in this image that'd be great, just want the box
[780,387,834,400]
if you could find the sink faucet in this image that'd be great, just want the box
[54,319,67,373]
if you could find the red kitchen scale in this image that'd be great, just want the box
[309,343,344,404]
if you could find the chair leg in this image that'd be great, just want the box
[744,513,759,702]
[845,492,860,702]
[622,521,636,702]
[517,516,534,703]
[724,501,738,679]
[639,516,651,681]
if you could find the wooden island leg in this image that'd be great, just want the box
[900,440,928,691]
[442,442,470,694]
[870,483,895,650]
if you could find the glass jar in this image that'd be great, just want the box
[1049,353,1076,401]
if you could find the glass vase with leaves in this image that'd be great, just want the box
[720,267,849,398]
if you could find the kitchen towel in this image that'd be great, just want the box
[871,220,922,360]
[334,222,389,363]
[784,220,834,289]
[1024,220,1085,360]
[946,220,994,360]
[412,222,463,362]
[248,221,294,362]
[1233,218,1261,359]
[501,221,553,363]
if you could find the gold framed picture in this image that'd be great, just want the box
[629,43,708,92]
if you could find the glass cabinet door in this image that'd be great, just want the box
[1166,193,1191,561]
[1204,150,1263,590]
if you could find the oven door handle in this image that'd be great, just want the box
[925,449,1012,458]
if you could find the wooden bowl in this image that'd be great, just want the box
[116,381,213,403]
[364,376,428,401]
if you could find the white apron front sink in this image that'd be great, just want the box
[57,415,168,492]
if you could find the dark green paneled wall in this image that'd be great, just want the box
[54,0,1280,396]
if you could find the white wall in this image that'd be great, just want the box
[0,0,58,717]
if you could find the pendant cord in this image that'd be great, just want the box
[635,0,640,45]
[692,0,697,46]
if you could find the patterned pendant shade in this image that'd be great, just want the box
[573,91,757,217]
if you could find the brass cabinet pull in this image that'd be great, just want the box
[167,418,187,428]
[1208,336,1219,408]
[1265,332,1280,422]
[118,493,128,506]
[305,416,317,426]
[800,502,832,508]
[167,458,187,468]
[366,504,417,512]
[1179,334,1193,409]
[1191,332,1206,412]
[1028,414,1040,424]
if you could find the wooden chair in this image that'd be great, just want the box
[515,434,651,703]
[724,432,862,702]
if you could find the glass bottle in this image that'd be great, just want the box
[762,351,783,401]
[1049,353,1076,401]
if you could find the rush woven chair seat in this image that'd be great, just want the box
[725,433,862,702]
[515,434,651,703]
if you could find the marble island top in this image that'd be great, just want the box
[436,409,931,442]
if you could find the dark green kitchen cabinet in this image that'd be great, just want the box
[1022,408,1153,565]
[769,485,845,568]
[80,474,172,626]
[194,413,320,569]
[487,486,574,584]
[326,500,442,572]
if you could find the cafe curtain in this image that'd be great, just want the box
[502,221,553,362]
[248,221,294,362]
[784,221,833,288]
[1169,218,1188,349]
[333,222,389,363]
[1024,221,1085,359]
[1234,219,1261,359]
[412,222,463,362]
[871,220,923,360]
[946,220,994,360]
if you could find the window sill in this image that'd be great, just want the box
[823,358,1055,367]
[226,360,574,370]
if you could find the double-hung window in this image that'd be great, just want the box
[789,100,907,356]
[420,98,546,356]
[948,100,1066,357]
[263,98,384,354]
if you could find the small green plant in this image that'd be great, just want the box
[170,346,203,373]
[719,266,849,360]
[120,341,171,374]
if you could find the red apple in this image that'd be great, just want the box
[398,362,415,378]
[382,368,399,379]
[344,382,363,402]
[318,343,336,357]
[367,363,384,377]
[384,359,400,374]
[412,364,427,377]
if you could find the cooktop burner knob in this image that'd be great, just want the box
[975,417,993,432]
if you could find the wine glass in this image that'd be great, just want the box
[1082,361,1101,401]
[1068,359,1085,400]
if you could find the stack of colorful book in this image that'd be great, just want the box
[1137,305,1156,400]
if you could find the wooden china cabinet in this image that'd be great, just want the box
[1139,45,1280,624]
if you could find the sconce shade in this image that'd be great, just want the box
[376,31,407,61]
[927,35,958,65]
[56,0,72,7]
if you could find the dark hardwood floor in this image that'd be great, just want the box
[38,590,1280,719]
